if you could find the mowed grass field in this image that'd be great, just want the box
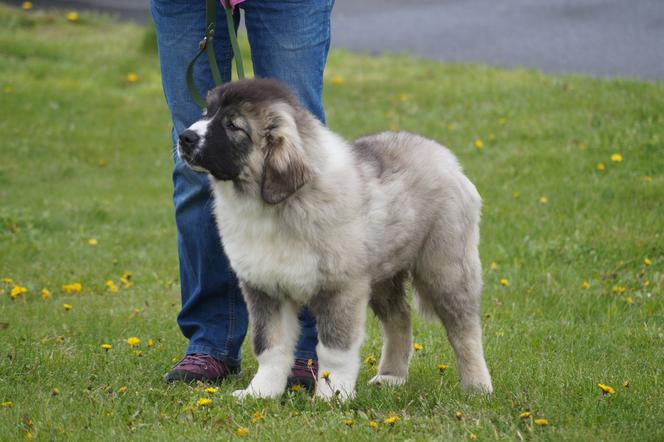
[1,6,663,441]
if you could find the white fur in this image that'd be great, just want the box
[211,186,323,304]
[316,337,364,401]
[368,374,406,386]
[188,118,210,138]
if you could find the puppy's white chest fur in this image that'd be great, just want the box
[210,183,320,303]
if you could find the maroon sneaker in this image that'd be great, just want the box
[286,358,318,392]
[164,354,235,383]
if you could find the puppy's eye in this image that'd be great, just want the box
[226,121,240,131]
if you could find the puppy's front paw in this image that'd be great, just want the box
[368,374,406,386]
[232,389,252,400]
[232,381,285,399]
[315,379,355,402]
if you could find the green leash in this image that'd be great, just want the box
[186,0,245,108]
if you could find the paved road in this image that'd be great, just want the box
[4,0,663,81]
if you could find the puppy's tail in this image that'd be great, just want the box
[412,288,440,323]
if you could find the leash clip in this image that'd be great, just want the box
[198,36,208,50]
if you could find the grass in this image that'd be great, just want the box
[1,5,663,441]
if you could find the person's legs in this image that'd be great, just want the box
[151,0,246,372]
[241,0,334,362]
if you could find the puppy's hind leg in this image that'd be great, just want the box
[368,272,412,387]
[413,226,492,393]
[309,279,370,401]
[233,283,299,399]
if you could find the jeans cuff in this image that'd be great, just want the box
[294,350,317,361]
[186,344,242,370]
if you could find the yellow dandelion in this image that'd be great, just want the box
[474,139,484,150]
[127,73,138,83]
[519,411,531,419]
[490,261,498,271]
[321,370,331,380]
[10,285,28,299]
[596,162,606,171]
[62,282,82,294]
[499,117,508,126]
[364,354,377,367]
[51,388,60,396]
[500,278,510,287]
[644,257,652,266]
[88,238,98,246]
[1,401,12,408]
[105,280,119,293]
[66,11,79,22]
[306,358,314,367]
[581,281,590,289]
[331,75,344,86]
[120,272,133,288]
[623,380,629,388]
[597,383,615,395]
[251,411,264,424]
[101,343,112,351]
[41,289,50,300]
[25,431,33,440]
[469,433,478,441]
[495,330,505,337]
[1,277,14,284]
[610,153,623,163]
[126,337,141,347]
[539,196,548,205]
[368,421,379,429]
[454,410,463,420]
[21,2,33,11]
[204,387,218,394]
[644,280,650,287]
[291,384,302,392]
[55,335,65,343]
[626,296,633,305]
[118,386,128,394]
[147,338,155,347]
[413,342,424,352]
[383,415,399,425]
[343,419,354,426]
[63,303,73,311]
[235,427,249,437]
[612,285,626,295]
[437,364,449,374]
[534,418,549,426]
[196,397,212,407]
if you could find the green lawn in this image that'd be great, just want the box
[1,5,663,441]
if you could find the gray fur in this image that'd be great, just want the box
[241,282,285,356]
[179,79,493,398]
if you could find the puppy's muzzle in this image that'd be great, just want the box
[178,130,200,157]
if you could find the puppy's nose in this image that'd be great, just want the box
[178,130,200,149]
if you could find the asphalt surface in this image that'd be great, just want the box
[4,0,663,81]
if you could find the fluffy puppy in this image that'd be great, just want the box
[177,78,493,400]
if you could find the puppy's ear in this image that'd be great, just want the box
[261,119,313,204]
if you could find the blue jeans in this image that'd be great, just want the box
[151,0,333,369]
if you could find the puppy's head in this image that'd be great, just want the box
[177,78,314,204]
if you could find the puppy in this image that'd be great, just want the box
[178,78,493,400]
